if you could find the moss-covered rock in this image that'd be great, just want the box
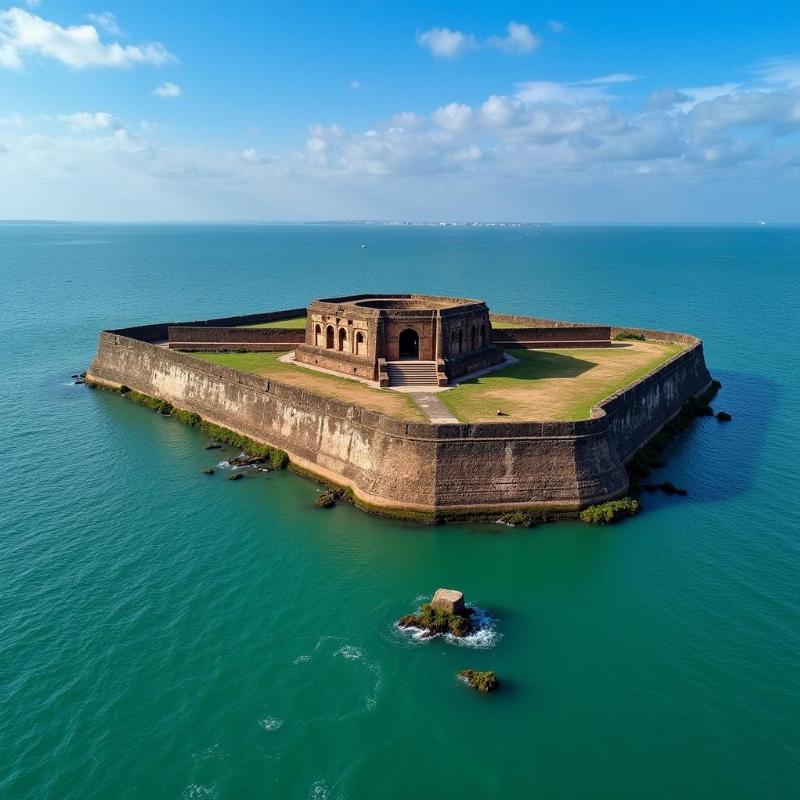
[313,487,350,509]
[497,510,537,527]
[580,497,640,525]
[458,669,499,694]
[397,603,474,638]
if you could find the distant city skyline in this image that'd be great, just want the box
[1,0,799,222]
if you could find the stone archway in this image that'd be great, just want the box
[398,328,419,360]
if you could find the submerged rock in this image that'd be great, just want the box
[314,488,348,509]
[643,481,687,496]
[228,454,266,467]
[204,443,222,450]
[201,467,214,475]
[716,411,732,421]
[227,472,244,481]
[458,669,499,694]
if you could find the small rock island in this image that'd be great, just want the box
[86,293,713,524]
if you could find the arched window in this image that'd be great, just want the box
[355,331,366,356]
[480,324,486,347]
[314,324,322,347]
[470,326,477,351]
[326,325,334,349]
[457,329,463,354]
[338,327,348,352]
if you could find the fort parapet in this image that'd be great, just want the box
[87,301,712,522]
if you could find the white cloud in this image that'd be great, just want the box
[87,12,121,36]
[0,7,175,70]
[349,79,361,91]
[417,22,539,58]
[547,19,566,33]
[154,81,181,98]
[56,111,123,131]
[24,0,40,8]
[389,111,423,129]
[486,22,540,55]
[432,102,473,131]
[755,56,800,87]
[673,83,741,112]
[2,59,800,221]
[580,73,639,85]
[416,27,475,59]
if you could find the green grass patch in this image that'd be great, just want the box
[439,343,683,422]
[239,316,307,329]
[490,319,534,329]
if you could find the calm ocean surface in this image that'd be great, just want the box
[1,223,799,799]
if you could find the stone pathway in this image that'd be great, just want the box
[409,392,459,424]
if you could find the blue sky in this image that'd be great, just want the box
[1,0,799,221]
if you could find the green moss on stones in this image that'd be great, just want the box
[497,510,539,527]
[397,603,474,638]
[613,331,646,341]
[458,669,499,694]
[580,497,640,525]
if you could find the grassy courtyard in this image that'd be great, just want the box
[188,350,425,421]
[438,340,683,422]
[239,316,307,329]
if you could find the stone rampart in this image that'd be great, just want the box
[87,316,712,520]
[167,326,304,352]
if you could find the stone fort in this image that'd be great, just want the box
[87,293,712,522]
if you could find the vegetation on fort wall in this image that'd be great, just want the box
[580,497,641,525]
[613,330,646,341]
[99,384,290,469]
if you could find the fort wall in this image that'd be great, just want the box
[87,316,712,520]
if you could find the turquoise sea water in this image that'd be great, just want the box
[1,223,799,799]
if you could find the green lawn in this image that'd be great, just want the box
[490,319,530,329]
[439,340,683,422]
[239,316,307,329]
[188,351,424,421]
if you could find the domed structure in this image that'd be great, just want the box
[294,294,505,386]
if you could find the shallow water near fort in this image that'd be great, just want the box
[2,224,799,799]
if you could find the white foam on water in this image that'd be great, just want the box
[292,654,311,665]
[334,645,363,661]
[258,716,283,732]
[183,784,217,799]
[309,779,330,800]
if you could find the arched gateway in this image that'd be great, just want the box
[398,328,419,360]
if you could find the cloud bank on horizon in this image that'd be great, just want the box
[0,2,799,221]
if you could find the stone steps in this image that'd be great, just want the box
[386,361,438,387]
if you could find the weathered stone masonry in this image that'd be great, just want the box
[87,309,712,519]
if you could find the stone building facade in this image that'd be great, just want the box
[293,294,504,385]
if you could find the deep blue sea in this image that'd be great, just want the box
[1,223,799,799]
